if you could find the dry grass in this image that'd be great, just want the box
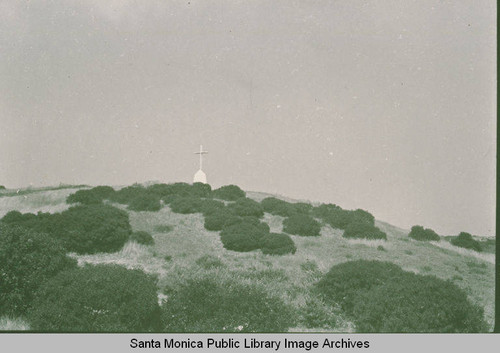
[0,188,82,218]
[0,316,30,330]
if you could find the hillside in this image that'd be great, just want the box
[0,184,495,332]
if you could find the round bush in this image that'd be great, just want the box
[212,185,246,201]
[109,184,147,204]
[190,182,212,198]
[67,189,102,205]
[0,224,77,315]
[220,219,269,252]
[127,193,162,212]
[227,198,264,218]
[0,185,6,190]
[408,225,440,242]
[283,214,321,237]
[204,208,234,231]
[352,273,487,333]
[130,231,154,246]
[60,204,132,254]
[261,197,297,217]
[199,199,226,216]
[343,221,387,240]
[312,204,351,229]
[316,260,406,313]
[29,265,161,332]
[261,233,297,255]
[168,196,203,214]
[161,277,295,332]
[450,232,482,252]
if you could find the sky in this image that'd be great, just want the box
[0,0,496,236]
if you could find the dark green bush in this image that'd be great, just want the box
[169,196,203,214]
[261,197,296,217]
[408,225,440,241]
[109,184,147,204]
[343,221,387,240]
[127,193,162,212]
[312,204,375,229]
[227,197,264,218]
[450,232,482,252]
[220,218,269,252]
[312,204,351,229]
[294,202,313,214]
[67,186,115,205]
[3,205,133,254]
[29,265,161,332]
[130,231,154,246]
[212,185,245,201]
[198,199,226,216]
[352,273,487,332]
[0,224,77,315]
[161,277,294,332]
[204,208,235,231]
[316,260,405,313]
[316,260,487,332]
[261,233,296,255]
[0,185,6,190]
[59,204,132,254]
[190,182,212,198]
[283,214,321,237]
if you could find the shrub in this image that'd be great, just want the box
[168,197,203,214]
[161,277,294,332]
[127,193,162,212]
[293,202,313,214]
[0,224,77,315]
[283,214,321,237]
[261,233,297,255]
[312,204,351,229]
[212,185,245,201]
[450,232,482,252]
[408,225,440,241]
[59,204,132,254]
[0,185,5,190]
[130,231,154,246]
[190,182,212,198]
[227,198,264,218]
[67,186,116,205]
[220,218,269,252]
[29,265,161,332]
[312,204,375,229]
[316,260,487,332]
[195,254,225,269]
[110,184,146,204]
[316,260,406,313]
[204,208,234,231]
[198,199,226,216]
[343,221,387,240]
[261,197,296,217]
[352,273,487,332]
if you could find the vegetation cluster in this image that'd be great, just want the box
[316,260,486,332]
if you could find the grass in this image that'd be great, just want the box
[0,316,30,330]
[0,184,87,198]
[0,186,495,332]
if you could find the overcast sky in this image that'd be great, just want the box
[0,0,496,236]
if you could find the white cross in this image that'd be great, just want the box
[194,145,208,170]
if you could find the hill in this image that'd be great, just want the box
[0,184,495,332]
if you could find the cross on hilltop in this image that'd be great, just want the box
[193,145,208,184]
